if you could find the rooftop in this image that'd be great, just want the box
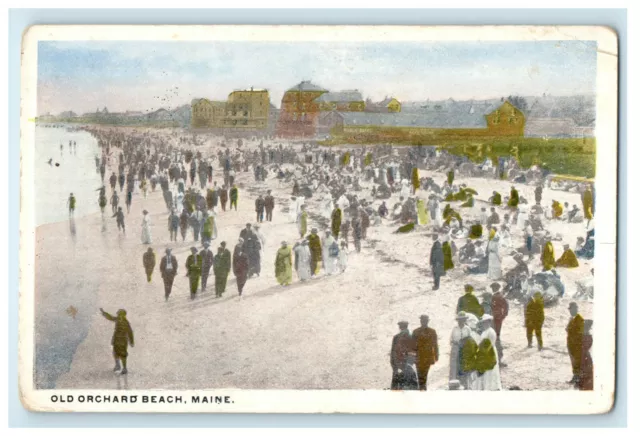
[287,80,328,93]
[315,90,364,103]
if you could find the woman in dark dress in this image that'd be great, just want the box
[233,240,249,297]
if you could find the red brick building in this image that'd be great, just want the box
[276,81,328,138]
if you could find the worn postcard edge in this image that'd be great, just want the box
[18,24,619,414]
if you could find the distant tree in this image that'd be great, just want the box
[507,95,529,113]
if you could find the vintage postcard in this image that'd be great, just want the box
[19,25,618,413]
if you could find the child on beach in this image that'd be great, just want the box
[100,308,134,375]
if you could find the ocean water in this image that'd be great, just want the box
[34,124,101,388]
[34,124,102,226]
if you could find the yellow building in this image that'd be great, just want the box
[191,98,226,128]
[380,97,401,113]
[365,96,402,113]
[224,88,270,129]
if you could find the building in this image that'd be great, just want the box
[223,88,270,129]
[276,80,329,137]
[315,90,365,112]
[191,98,227,128]
[366,97,401,113]
[322,100,525,140]
[191,88,270,130]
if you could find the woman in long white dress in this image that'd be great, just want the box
[294,240,312,281]
[476,315,502,390]
[487,231,502,280]
[141,210,152,244]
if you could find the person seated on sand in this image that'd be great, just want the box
[551,200,563,219]
[556,243,579,268]
[574,268,594,300]
[443,204,463,228]
[504,252,530,298]
[487,207,500,231]
[469,220,484,240]
[490,191,502,206]
[395,220,416,234]
[560,202,571,221]
[459,239,477,264]
[392,197,404,219]
[568,204,584,223]
[479,207,489,226]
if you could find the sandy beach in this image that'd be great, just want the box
[31,136,594,391]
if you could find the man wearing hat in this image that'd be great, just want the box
[100,307,134,375]
[159,247,178,301]
[566,302,585,384]
[185,247,203,299]
[213,242,232,298]
[264,190,275,222]
[412,315,439,390]
[200,241,215,292]
[390,320,414,390]
[307,228,322,276]
[456,285,484,319]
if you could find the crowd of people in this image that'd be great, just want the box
[77,126,595,389]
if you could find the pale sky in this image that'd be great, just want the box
[37,40,597,115]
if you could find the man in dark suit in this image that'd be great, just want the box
[390,320,414,390]
[255,195,265,223]
[159,248,178,301]
[264,190,275,222]
[199,241,215,292]
[429,233,445,290]
[412,315,439,390]
[186,247,203,300]
[213,241,232,298]
[566,302,585,385]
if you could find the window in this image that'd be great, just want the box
[233,120,237,125]
[509,117,518,124]
[493,115,500,125]
[242,120,248,125]
[244,111,248,116]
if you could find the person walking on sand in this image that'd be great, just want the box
[168,209,179,242]
[179,208,189,242]
[199,241,215,292]
[141,210,152,244]
[331,204,342,239]
[109,172,117,191]
[185,247,203,300]
[566,302,585,385]
[67,193,76,218]
[100,308,134,375]
[142,247,156,283]
[159,248,178,301]
[275,241,293,286]
[490,282,509,364]
[255,194,265,223]
[476,315,502,391]
[233,239,249,297]
[297,205,308,238]
[390,320,414,390]
[229,184,239,211]
[294,239,312,281]
[525,291,545,350]
[264,190,275,222]
[412,314,439,391]
[213,242,231,298]
[125,190,133,214]
[429,233,445,290]
[111,191,120,214]
[112,206,126,234]
[219,185,228,211]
